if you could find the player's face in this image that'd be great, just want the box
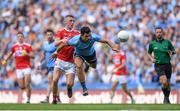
[81,33,91,42]
[46,32,53,42]
[155,29,163,39]
[17,34,24,43]
[64,17,75,30]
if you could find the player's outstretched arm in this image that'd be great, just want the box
[1,51,13,65]
[100,38,119,52]
[55,38,68,47]
[50,42,68,60]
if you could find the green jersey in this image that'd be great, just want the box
[148,39,175,64]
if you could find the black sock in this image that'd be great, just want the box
[67,87,72,90]
[81,82,87,90]
[162,87,171,98]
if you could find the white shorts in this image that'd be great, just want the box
[54,59,76,75]
[16,68,31,79]
[111,75,127,84]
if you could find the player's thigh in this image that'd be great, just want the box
[47,67,53,83]
[84,52,97,68]
[155,64,168,84]
[22,68,31,86]
[159,75,167,84]
[53,67,63,82]
[121,83,127,90]
[111,75,119,88]
[48,75,53,84]
[66,73,75,86]
[89,62,97,69]
[17,78,25,88]
[165,63,172,80]
[74,56,84,68]
[112,81,119,89]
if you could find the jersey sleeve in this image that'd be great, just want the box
[11,45,15,53]
[92,33,102,42]
[55,30,63,39]
[167,40,175,52]
[120,52,126,60]
[148,42,153,54]
[67,36,79,46]
[27,45,33,52]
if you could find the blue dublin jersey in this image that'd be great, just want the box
[68,33,102,56]
[43,41,56,67]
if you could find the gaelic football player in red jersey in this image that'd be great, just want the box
[51,15,88,104]
[110,42,135,104]
[1,32,34,103]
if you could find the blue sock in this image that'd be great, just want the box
[81,82,87,90]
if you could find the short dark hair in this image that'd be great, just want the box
[45,29,54,34]
[65,15,75,18]
[17,31,24,35]
[80,26,91,35]
[155,27,163,31]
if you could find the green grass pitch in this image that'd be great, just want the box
[0,104,180,110]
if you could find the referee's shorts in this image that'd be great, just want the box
[154,63,172,80]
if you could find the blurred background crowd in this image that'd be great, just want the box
[0,0,180,90]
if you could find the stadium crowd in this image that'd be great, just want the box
[0,0,180,89]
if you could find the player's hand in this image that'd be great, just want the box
[1,60,6,66]
[113,68,118,73]
[150,58,156,63]
[61,38,68,43]
[50,52,57,60]
[168,51,175,57]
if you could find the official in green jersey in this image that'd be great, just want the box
[147,27,175,104]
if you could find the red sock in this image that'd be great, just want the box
[53,95,57,101]
[56,96,60,101]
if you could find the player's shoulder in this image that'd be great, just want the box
[57,28,65,32]
[72,29,80,33]
[164,39,171,43]
[71,35,80,40]
[23,43,32,47]
[12,43,19,48]
[151,39,156,42]
[91,33,100,37]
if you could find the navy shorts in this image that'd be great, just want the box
[47,67,54,76]
[154,63,172,79]
[74,52,97,64]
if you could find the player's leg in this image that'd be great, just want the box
[66,73,75,98]
[64,62,75,98]
[111,81,118,101]
[110,75,119,101]
[24,68,31,103]
[16,69,25,103]
[155,64,172,104]
[74,56,88,96]
[85,51,97,69]
[84,52,97,72]
[41,68,53,103]
[52,67,63,104]
[121,83,135,104]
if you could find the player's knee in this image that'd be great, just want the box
[19,86,25,90]
[67,82,73,88]
[24,83,30,88]
[52,79,58,85]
